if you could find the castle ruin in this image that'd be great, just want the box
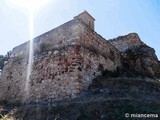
[0,11,159,103]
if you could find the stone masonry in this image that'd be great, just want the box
[0,11,122,103]
[1,11,159,103]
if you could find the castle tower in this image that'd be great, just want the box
[74,11,95,30]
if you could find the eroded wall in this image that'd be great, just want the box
[0,19,122,102]
[108,33,144,52]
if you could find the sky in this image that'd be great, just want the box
[0,0,160,60]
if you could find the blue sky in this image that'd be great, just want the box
[0,0,160,60]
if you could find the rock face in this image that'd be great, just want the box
[0,12,121,102]
[123,45,160,78]
[109,33,145,52]
[109,33,160,78]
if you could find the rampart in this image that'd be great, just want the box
[0,17,122,102]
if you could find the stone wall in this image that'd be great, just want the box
[10,19,85,59]
[74,11,95,30]
[0,18,122,102]
[108,33,145,52]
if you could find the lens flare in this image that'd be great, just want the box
[7,0,52,101]
[25,11,34,99]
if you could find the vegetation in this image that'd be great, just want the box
[0,54,10,70]
[1,97,159,120]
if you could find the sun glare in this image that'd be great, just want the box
[6,0,52,101]
[7,0,52,12]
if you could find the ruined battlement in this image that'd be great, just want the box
[108,33,145,52]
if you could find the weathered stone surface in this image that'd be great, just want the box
[0,16,121,103]
[1,12,159,103]
[109,33,160,78]
[123,45,160,78]
[109,33,145,52]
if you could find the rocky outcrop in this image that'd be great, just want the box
[123,45,160,78]
[109,33,144,52]
[109,33,160,79]
[1,77,160,120]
